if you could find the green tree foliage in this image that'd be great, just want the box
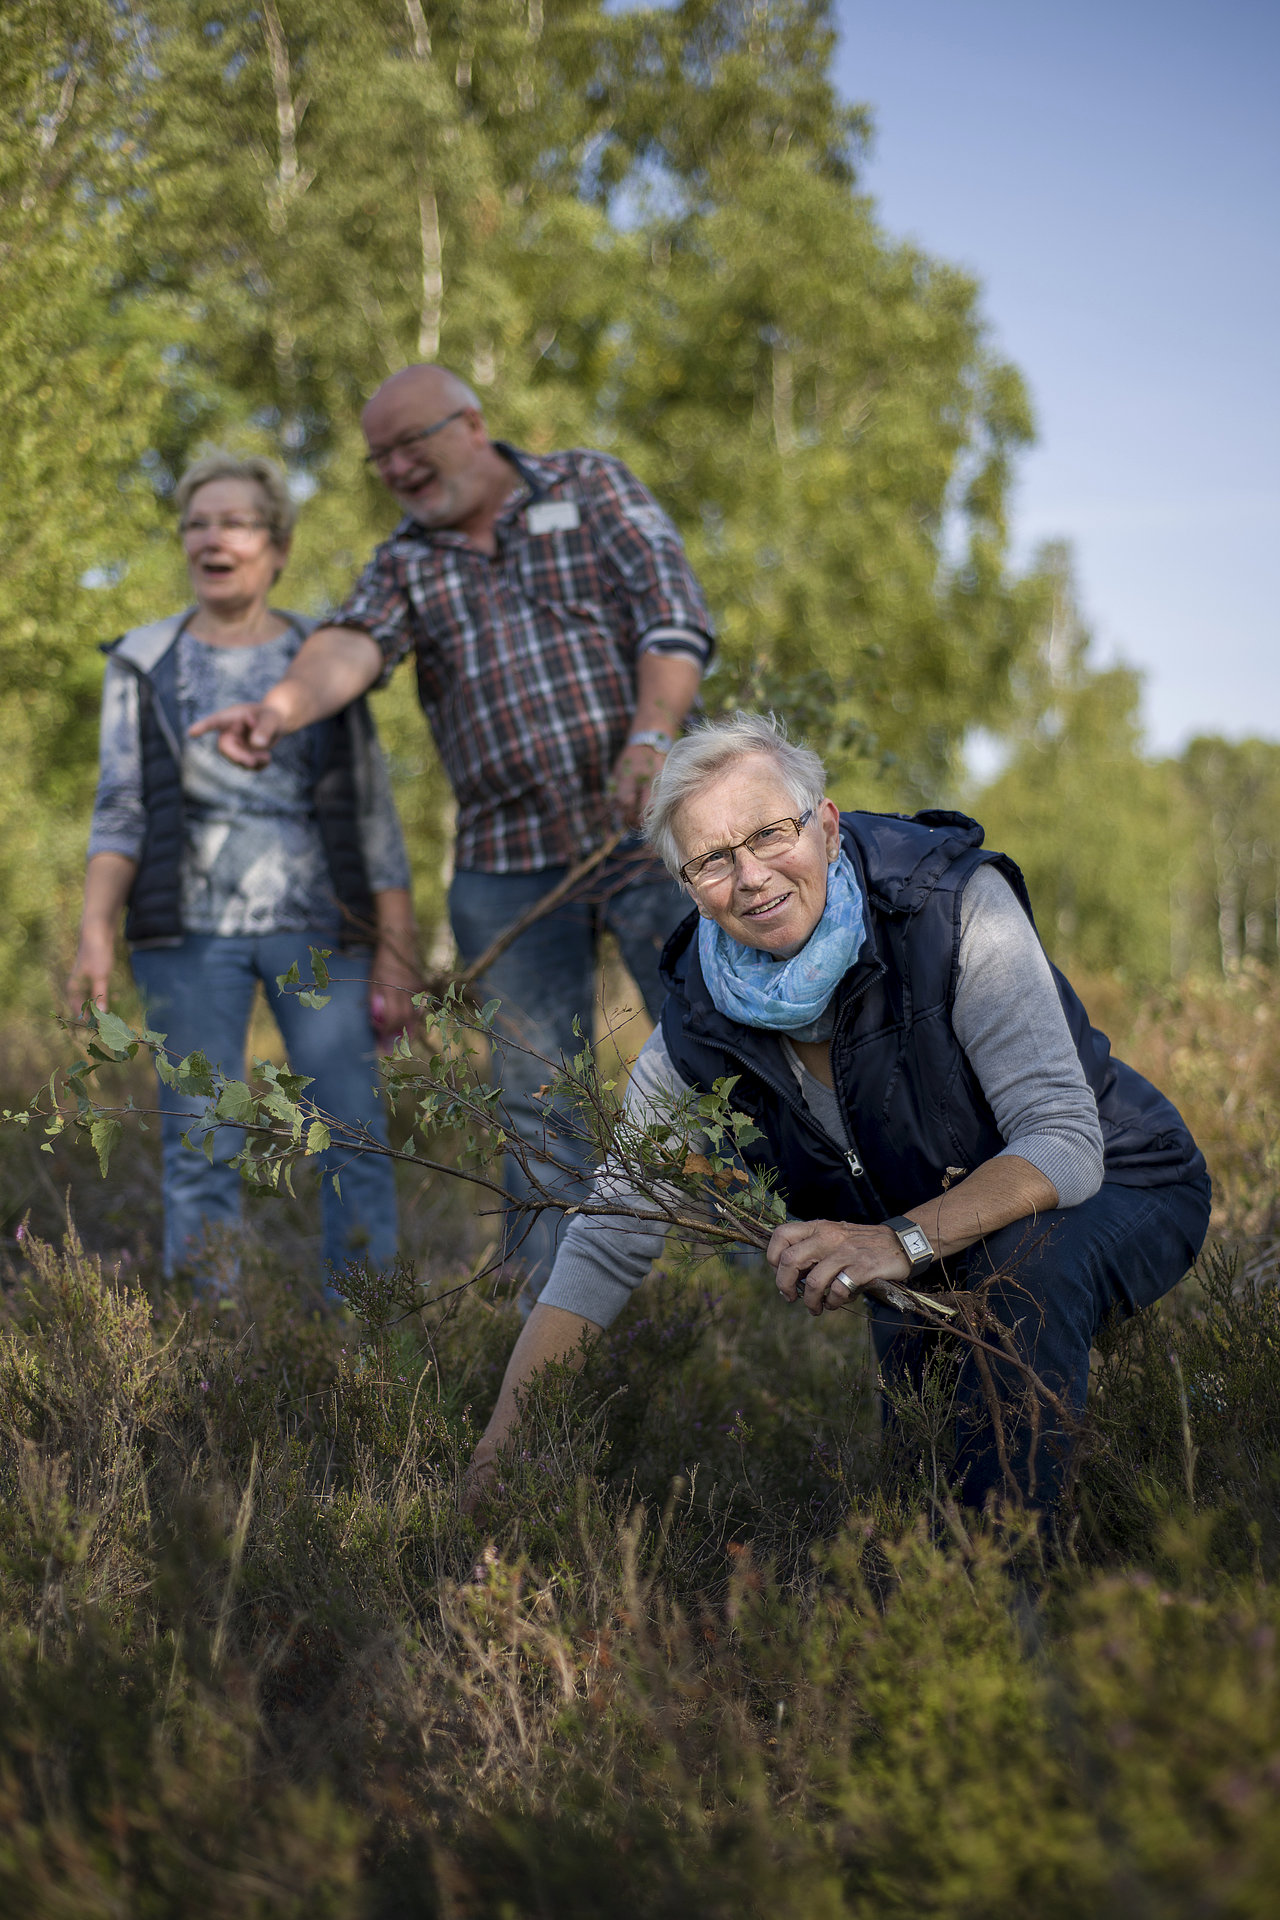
[970,545,1176,981]
[0,4,184,990]
[1173,736,1280,977]
[3,0,1052,1017]
[971,547,1280,985]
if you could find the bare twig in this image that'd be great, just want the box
[449,829,628,995]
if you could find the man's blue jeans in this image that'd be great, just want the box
[449,839,689,1295]
[131,933,398,1284]
[867,1170,1213,1512]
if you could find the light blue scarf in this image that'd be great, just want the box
[697,851,866,1040]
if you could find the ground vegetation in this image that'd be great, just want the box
[0,966,1276,1914]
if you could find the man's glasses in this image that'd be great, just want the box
[363,409,467,470]
[679,811,814,888]
[180,516,271,540]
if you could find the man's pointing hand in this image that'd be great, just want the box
[187,702,286,769]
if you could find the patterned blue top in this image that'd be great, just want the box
[89,619,411,938]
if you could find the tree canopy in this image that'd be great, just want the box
[2,0,1268,1010]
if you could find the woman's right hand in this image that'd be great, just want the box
[67,921,116,1015]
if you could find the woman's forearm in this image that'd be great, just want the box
[906,1152,1059,1261]
[80,851,138,931]
[770,1153,1061,1313]
[468,1304,602,1477]
[70,852,139,1010]
[373,887,417,944]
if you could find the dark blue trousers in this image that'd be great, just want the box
[868,1171,1213,1511]
[448,838,688,1292]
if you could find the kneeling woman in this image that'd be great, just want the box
[70,451,417,1285]
[467,712,1210,1511]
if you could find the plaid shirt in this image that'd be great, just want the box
[332,445,714,872]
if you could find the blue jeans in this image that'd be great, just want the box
[131,933,398,1284]
[868,1171,1213,1512]
[449,839,689,1294]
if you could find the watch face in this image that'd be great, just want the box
[901,1226,931,1262]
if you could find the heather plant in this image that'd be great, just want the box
[0,964,1277,1911]
[0,1210,1278,1915]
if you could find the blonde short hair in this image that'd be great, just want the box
[174,450,296,546]
[645,711,828,880]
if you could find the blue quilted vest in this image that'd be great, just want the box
[103,612,377,950]
[659,809,1205,1224]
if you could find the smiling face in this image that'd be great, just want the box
[673,754,842,957]
[361,370,497,531]
[181,478,287,615]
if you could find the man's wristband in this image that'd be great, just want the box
[883,1215,934,1272]
[626,730,674,754]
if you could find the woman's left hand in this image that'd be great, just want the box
[369,938,421,1051]
[767,1217,913,1317]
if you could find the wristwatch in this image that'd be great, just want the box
[882,1215,934,1273]
[626,730,674,754]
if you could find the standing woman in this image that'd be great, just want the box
[69,451,418,1284]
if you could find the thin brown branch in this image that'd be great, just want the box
[446,830,628,995]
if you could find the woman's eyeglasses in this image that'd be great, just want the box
[679,811,814,888]
[180,516,270,540]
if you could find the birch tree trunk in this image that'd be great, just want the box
[404,0,444,360]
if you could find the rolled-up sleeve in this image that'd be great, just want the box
[87,660,147,862]
[537,1027,699,1327]
[582,456,715,667]
[952,865,1105,1206]
[330,540,414,687]
[350,704,412,894]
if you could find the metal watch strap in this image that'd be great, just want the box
[883,1214,934,1272]
[626,729,674,753]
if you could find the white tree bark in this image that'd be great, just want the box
[405,0,443,360]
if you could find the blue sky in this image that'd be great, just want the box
[832,0,1279,755]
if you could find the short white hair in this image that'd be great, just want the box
[175,449,296,546]
[645,711,828,879]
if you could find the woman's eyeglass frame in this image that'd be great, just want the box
[180,516,272,540]
[678,809,815,889]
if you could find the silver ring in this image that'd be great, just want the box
[833,1270,854,1297]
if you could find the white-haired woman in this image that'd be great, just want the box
[69,451,418,1284]
[465,712,1211,1512]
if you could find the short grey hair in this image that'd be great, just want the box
[645,711,828,880]
[175,450,296,546]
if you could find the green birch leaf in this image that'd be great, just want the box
[93,1010,138,1056]
[214,1080,257,1126]
[90,1115,122,1177]
[175,1052,215,1097]
[305,1120,331,1155]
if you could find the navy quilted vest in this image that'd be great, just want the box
[104,615,376,949]
[659,809,1205,1224]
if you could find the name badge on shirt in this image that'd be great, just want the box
[526,499,581,535]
